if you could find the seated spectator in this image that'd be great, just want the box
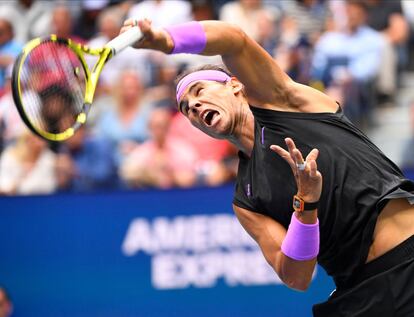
[128,0,192,28]
[55,125,118,193]
[73,0,109,41]
[169,109,238,187]
[0,0,53,43]
[50,4,85,44]
[0,130,56,195]
[0,65,25,148]
[363,0,410,103]
[219,0,280,45]
[0,16,22,96]
[0,287,12,317]
[120,107,198,189]
[400,101,414,180]
[311,0,384,128]
[94,70,155,161]
[279,0,330,44]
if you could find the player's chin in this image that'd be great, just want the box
[203,122,229,140]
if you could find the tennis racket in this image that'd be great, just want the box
[11,27,143,141]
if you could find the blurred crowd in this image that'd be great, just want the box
[0,0,413,196]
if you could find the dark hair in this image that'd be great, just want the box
[345,0,369,11]
[174,64,233,87]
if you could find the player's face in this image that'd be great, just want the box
[178,80,242,139]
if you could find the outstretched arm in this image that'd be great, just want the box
[121,19,293,106]
[234,138,322,291]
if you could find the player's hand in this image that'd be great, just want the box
[120,18,174,53]
[270,138,322,203]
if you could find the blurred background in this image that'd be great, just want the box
[0,0,413,316]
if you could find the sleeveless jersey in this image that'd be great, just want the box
[233,106,414,287]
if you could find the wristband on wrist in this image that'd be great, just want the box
[281,213,320,261]
[164,21,207,54]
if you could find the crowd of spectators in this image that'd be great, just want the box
[0,0,412,195]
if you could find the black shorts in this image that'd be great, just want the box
[313,235,414,317]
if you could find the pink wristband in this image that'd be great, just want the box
[281,213,320,261]
[164,21,207,54]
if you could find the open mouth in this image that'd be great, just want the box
[203,110,219,126]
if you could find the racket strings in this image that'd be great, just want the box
[19,40,86,134]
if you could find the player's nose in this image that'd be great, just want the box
[188,99,202,115]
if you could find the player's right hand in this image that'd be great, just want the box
[120,18,174,54]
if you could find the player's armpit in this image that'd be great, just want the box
[233,204,316,291]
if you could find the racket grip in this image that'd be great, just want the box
[106,27,143,55]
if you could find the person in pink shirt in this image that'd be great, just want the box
[120,107,198,189]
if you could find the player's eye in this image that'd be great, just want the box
[196,87,203,96]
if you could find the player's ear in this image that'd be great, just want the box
[230,77,244,95]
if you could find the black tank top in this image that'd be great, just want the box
[233,106,414,288]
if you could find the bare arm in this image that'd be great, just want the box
[200,21,293,106]
[121,20,294,107]
[235,138,322,291]
[233,204,317,291]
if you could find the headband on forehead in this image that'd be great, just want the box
[176,70,231,103]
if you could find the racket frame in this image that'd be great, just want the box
[12,35,112,141]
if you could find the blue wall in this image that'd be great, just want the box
[0,185,334,317]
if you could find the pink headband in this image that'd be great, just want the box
[176,70,231,103]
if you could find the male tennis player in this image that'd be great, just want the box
[121,18,414,316]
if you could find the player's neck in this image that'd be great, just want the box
[228,104,254,157]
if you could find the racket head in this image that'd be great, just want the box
[12,35,91,142]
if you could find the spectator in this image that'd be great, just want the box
[0,65,25,148]
[73,0,110,40]
[94,70,154,161]
[400,101,414,180]
[169,109,237,186]
[128,0,192,28]
[279,0,329,44]
[190,0,217,21]
[50,4,85,43]
[120,107,198,189]
[0,16,22,96]
[402,0,414,70]
[363,0,410,103]
[0,0,53,43]
[311,0,384,128]
[0,287,12,317]
[55,125,118,193]
[0,129,57,195]
[219,0,280,44]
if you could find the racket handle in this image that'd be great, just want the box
[106,27,143,55]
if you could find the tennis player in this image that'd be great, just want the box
[121,19,414,316]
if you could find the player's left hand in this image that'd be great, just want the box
[270,138,322,203]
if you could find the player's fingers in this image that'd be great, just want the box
[270,145,296,170]
[138,19,152,33]
[308,160,317,178]
[293,148,305,167]
[123,18,135,27]
[119,26,131,35]
[285,138,297,159]
[306,148,319,162]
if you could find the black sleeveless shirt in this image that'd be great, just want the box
[233,106,414,288]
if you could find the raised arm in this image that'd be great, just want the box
[121,19,292,106]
